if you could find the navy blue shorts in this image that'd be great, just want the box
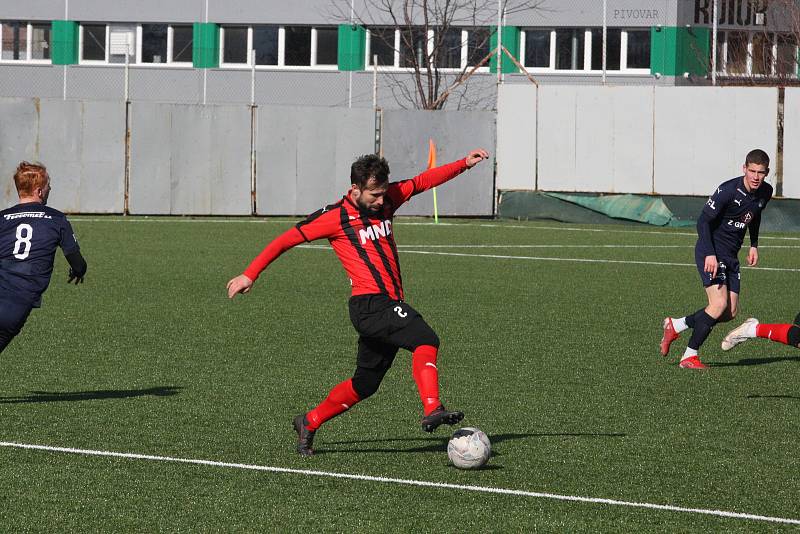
[695,251,740,294]
[0,298,33,353]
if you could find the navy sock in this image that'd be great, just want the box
[788,326,800,347]
[687,311,717,351]
[684,308,706,330]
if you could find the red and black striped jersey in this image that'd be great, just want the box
[243,158,469,300]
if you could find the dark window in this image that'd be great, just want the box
[555,28,584,70]
[253,25,278,65]
[776,33,798,76]
[524,29,550,68]
[2,21,25,60]
[82,24,106,61]
[752,32,772,75]
[400,28,427,68]
[626,30,650,68]
[714,31,726,72]
[316,27,338,65]
[435,28,461,68]
[142,24,167,63]
[591,28,620,70]
[223,26,248,63]
[172,25,193,62]
[31,23,50,60]
[369,27,395,66]
[285,26,311,65]
[467,28,491,66]
[726,31,748,74]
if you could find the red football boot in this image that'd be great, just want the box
[678,355,708,370]
[660,317,680,356]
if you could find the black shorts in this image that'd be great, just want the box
[348,294,439,369]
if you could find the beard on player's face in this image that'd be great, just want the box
[352,181,387,215]
[356,196,381,215]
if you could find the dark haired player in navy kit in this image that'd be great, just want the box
[227,148,489,456]
[0,162,87,353]
[660,149,772,369]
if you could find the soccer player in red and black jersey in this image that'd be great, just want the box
[227,148,489,456]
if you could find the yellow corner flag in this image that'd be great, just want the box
[428,139,439,223]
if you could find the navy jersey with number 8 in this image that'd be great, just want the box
[0,203,80,307]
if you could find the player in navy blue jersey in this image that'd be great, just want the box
[660,149,773,369]
[0,162,87,353]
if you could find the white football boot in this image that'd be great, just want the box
[721,318,759,351]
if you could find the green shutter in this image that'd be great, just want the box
[650,26,709,76]
[338,24,366,71]
[51,20,78,65]
[490,26,520,74]
[193,22,219,68]
[679,27,710,76]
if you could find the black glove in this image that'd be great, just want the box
[68,268,84,284]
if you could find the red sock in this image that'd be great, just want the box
[412,345,441,416]
[756,323,792,345]
[305,378,361,430]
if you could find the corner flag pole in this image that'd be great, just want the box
[428,138,438,223]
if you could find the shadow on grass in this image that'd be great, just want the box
[0,386,182,404]
[710,355,800,367]
[746,394,800,400]
[317,432,625,455]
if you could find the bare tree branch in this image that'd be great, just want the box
[330,0,542,109]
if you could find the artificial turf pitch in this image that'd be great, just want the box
[1,216,798,532]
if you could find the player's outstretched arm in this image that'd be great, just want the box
[226,226,307,299]
[404,148,491,198]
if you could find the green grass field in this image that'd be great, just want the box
[1,216,799,532]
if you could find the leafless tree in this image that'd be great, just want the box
[713,0,800,86]
[330,0,543,110]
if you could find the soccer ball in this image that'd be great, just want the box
[447,427,491,469]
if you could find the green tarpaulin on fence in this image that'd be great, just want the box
[543,192,693,227]
[498,191,800,231]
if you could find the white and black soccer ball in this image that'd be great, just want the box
[447,427,491,469]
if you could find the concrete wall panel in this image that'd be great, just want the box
[0,98,125,212]
[653,87,777,196]
[783,88,800,199]
[255,106,374,215]
[129,103,251,214]
[381,110,495,216]
[0,99,39,207]
[537,85,653,193]
[496,84,536,190]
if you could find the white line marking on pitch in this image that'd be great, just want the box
[0,441,797,526]
[69,217,800,242]
[298,245,800,273]
[394,244,800,249]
